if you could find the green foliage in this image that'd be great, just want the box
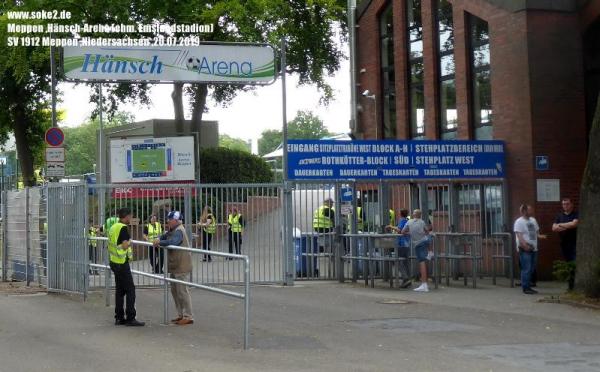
[553,260,576,285]
[258,129,282,156]
[258,110,331,156]
[288,110,332,139]
[200,147,272,184]
[219,134,250,153]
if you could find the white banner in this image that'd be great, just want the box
[63,43,276,84]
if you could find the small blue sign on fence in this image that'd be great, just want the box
[287,140,506,180]
[535,156,549,171]
[340,187,353,202]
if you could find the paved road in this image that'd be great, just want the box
[1,280,600,371]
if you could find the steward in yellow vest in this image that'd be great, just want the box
[88,225,99,274]
[108,208,144,327]
[198,206,216,262]
[313,198,335,233]
[144,215,164,274]
[228,208,244,255]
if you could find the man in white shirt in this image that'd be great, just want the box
[514,203,547,294]
[402,209,433,292]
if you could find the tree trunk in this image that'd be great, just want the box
[576,94,600,298]
[12,105,35,187]
[172,82,185,134]
[191,84,209,134]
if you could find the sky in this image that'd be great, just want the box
[58,56,351,153]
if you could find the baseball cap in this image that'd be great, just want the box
[167,211,183,221]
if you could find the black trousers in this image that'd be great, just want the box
[228,232,242,254]
[110,261,136,321]
[148,246,164,274]
[203,232,213,260]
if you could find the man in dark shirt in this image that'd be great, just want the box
[552,197,579,290]
[109,208,144,327]
[552,198,579,262]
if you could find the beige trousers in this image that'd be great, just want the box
[170,273,193,319]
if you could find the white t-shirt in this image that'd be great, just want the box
[513,216,540,252]
[404,218,428,245]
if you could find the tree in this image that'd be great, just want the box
[288,110,332,139]
[200,147,271,183]
[76,0,347,132]
[576,94,600,298]
[258,130,283,156]
[219,135,250,153]
[258,110,331,156]
[0,4,53,186]
[62,113,133,175]
[1,0,347,185]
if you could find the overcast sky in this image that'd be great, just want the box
[58,56,351,152]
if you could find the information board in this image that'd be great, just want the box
[287,140,505,180]
[110,137,195,183]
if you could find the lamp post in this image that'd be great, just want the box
[362,90,378,139]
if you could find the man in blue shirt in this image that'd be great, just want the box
[387,209,412,288]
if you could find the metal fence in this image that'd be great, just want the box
[2,179,513,293]
[87,183,284,288]
[1,187,48,286]
[288,180,514,287]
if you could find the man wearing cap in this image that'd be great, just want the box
[108,208,144,326]
[154,211,194,325]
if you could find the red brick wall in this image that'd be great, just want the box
[525,11,587,276]
[355,0,591,277]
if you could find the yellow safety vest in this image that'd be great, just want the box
[228,214,243,233]
[146,222,163,241]
[313,206,334,229]
[389,209,396,225]
[89,227,97,247]
[104,217,118,234]
[203,214,217,234]
[108,222,132,264]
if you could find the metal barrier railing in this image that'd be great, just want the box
[340,233,439,289]
[89,237,250,349]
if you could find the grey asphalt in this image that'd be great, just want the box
[1,279,600,372]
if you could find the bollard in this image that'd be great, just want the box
[244,256,250,350]
[163,246,169,325]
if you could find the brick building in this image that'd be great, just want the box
[352,0,600,277]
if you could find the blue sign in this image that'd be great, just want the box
[287,140,506,180]
[535,156,549,171]
[341,187,353,202]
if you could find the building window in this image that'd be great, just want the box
[468,13,492,139]
[437,0,457,139]
[380,3,396,139]
[407,0,425,139]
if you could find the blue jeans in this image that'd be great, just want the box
[415,236,432,262]
[519,250,538,290]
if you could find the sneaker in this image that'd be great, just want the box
[426,251,434,261]
[115,319,127,326]
[176,318,194,325]
[523,288,537,295]
[413,283,429,292]
[171,316,183,323]
[125,319,145,327]
[400,279,413,289]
